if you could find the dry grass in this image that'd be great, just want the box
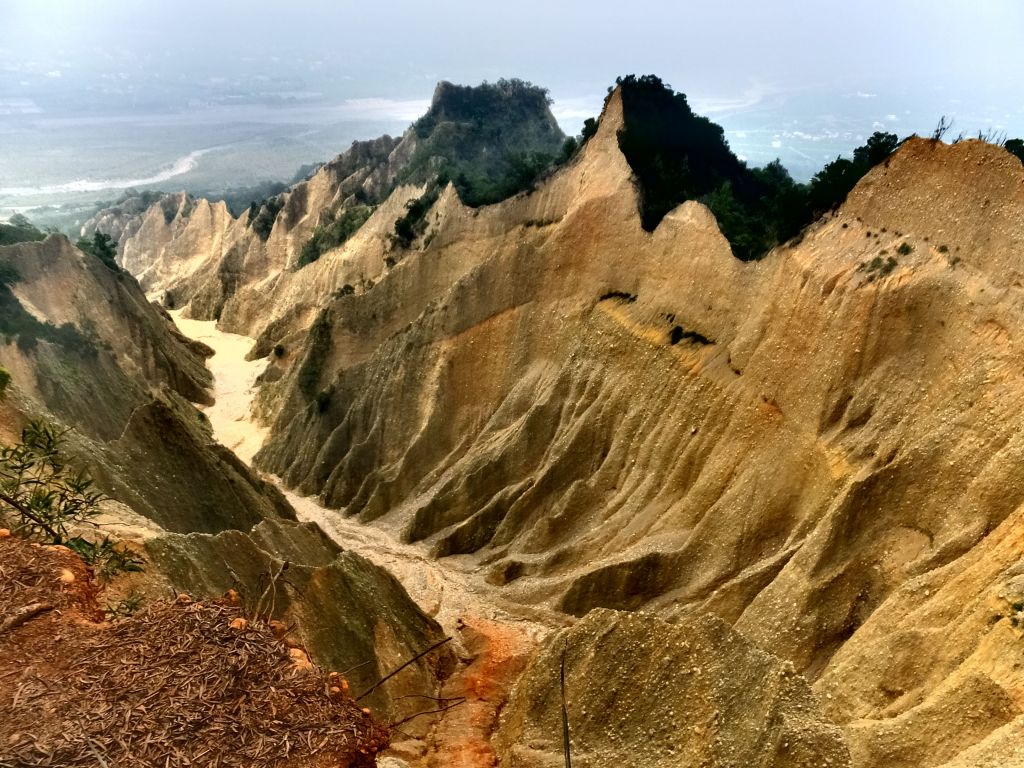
[0,536,388,768]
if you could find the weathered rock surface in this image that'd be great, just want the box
[495,608,850,767]
[0,235,291,533]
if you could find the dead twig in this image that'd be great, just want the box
[561,639,572,768]
[355,636,453,702]
[0,602,53,635]
[388,698,466,729]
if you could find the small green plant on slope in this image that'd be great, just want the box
[392,184,443,249]
[858,255,898,282]
[297,205,374,268]
[68,536,145,581]
[0,367,10,399]
[0,420,143,577]
[105,590,145,619]
[75,231,120,272]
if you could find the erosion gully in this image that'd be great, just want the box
[171,312,556,767]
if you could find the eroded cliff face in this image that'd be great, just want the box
[117,86,1024,766]
[495,609,851,768]
[0,234,289,533]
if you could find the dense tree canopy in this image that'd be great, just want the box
[398,79,566,208]
[1007,139,1024,164]
[613,75,902,260]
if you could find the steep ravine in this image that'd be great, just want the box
[170,312,558,767]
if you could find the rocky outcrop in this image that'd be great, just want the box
[145,518,456,724]
[495,609,850,768]
[116,80,566,354]
[79,190,181,252]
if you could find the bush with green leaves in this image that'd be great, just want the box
[613,74,901,260]
[76,231,119,271]
[0,421,104,543]
[247,195,285,241]
[297,205,374,268]
[1007,139,1024,164]
[392,184,443,249]
[68,536,145,581]
[0,420,143,578]
[0,367,10,399]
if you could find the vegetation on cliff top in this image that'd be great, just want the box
[0,214,46,247]
[614,74,901,260]
[75,231,120,271]
[1007,138,1024,163]
[397,79,566,208]
[247,195,285,241]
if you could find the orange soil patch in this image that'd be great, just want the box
[422,616,535,768]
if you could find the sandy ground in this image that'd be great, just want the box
[170,311,271,465]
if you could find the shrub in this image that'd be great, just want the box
[0,214,45,246]
[247,196,285,241]
[106,590,145,619]
[861,255,898,280]
[297,205,373,268]
[896,242,913,255]
[0,367,9,399]
[76,231,119,271]
[273,344,286,358]
[613,74,901,261]
[393,184,443,249]
[1,421,142,578]
[66,536,145,582]
[1007,139,1024,163]
[0,421,104,543]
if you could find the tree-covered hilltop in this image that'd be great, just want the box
[396,78,567,207]
[1007,138,1024,163]
[614,74,901,260]
[0,214,46,247]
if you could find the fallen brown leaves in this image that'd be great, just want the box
[0,537,389,768]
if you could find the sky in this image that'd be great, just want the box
[2,0,1023,217]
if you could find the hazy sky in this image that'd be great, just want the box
[2,0,1023,212]
[4,0,1022,105]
